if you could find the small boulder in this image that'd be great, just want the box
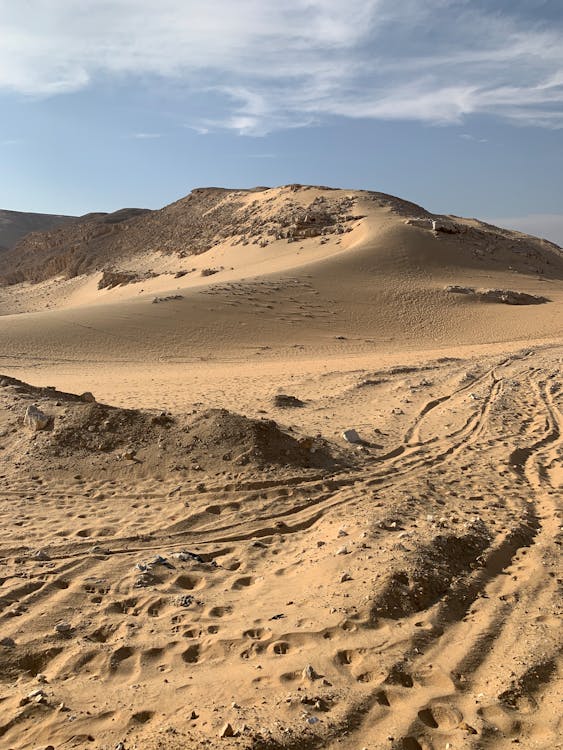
[24,405,50,431]
[432,218,462,233]
[220,722,235,738]
[80,391,96,403]
[342,428,362,444]
[273,394,305,408]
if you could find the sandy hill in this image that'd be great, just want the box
[4,184,561,290]
[0,208,76,253]
[0,184,561,354]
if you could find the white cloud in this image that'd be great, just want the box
[1,1,563,133]
[130,133,162,139]
[490,214,563,247]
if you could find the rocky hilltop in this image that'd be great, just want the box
[0,208,75,253]
[2,185,562,291]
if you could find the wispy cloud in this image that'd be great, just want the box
[1,1,563,134]
[460,134,488,143]
[130,132,162,139]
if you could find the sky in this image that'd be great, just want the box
[1,0,563,244]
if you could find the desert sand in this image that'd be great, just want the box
[0,186,561,750]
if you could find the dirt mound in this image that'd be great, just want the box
[370,520,491,620]
[182,408,335,469]
[1,379,339,478]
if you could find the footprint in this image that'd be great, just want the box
[271,641,290,655]
[335,649,354,665]
[109,646,135,672]
[231,576,254,590]
[175,574,204,591]
[147,598,165,617]
[419,703,463,730]
[384,665,414,688]
[243,628,267,640]
[105,597,138,615]
[130,710,154,724]
[181,644,201,663]
[87,624,117,643]
[401,738,423,750]
[208,605,232,618]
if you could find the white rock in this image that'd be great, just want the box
[24,405,50,431]
[342,428,362,444]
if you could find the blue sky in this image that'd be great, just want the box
[1,0,562,243]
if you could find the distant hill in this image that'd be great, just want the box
[0,209,76,253]
[0,206,151,284]
[0,185,561,288]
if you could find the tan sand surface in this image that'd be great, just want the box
[0,186,561,750]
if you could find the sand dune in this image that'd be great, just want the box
[0,186,561,750]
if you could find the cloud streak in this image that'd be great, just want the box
[1,0,563,133]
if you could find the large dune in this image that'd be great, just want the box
[0,186,561,750]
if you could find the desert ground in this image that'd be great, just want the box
[0,186,561,750]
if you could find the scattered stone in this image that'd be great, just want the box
[340,572,352,583]
[24,404,50,431]
[172,550,206,564]
[0,637,15,648]
[79,391,96,403]
[336,546,349,555]
[177,595,194,608]
[405,217,433,229]
[445,284,474,294]
[32,549,50,561]
[54,622,72,634]
[220,722,235,738]
[342,428,362,444]
[303,664,319,681]
[478,289,547,305]
[273,394,305,408]
[433,218,462,233]
[337,528,348,537]
[445,285,548,305]
[152,294,184,304]
[27,688,47,701]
